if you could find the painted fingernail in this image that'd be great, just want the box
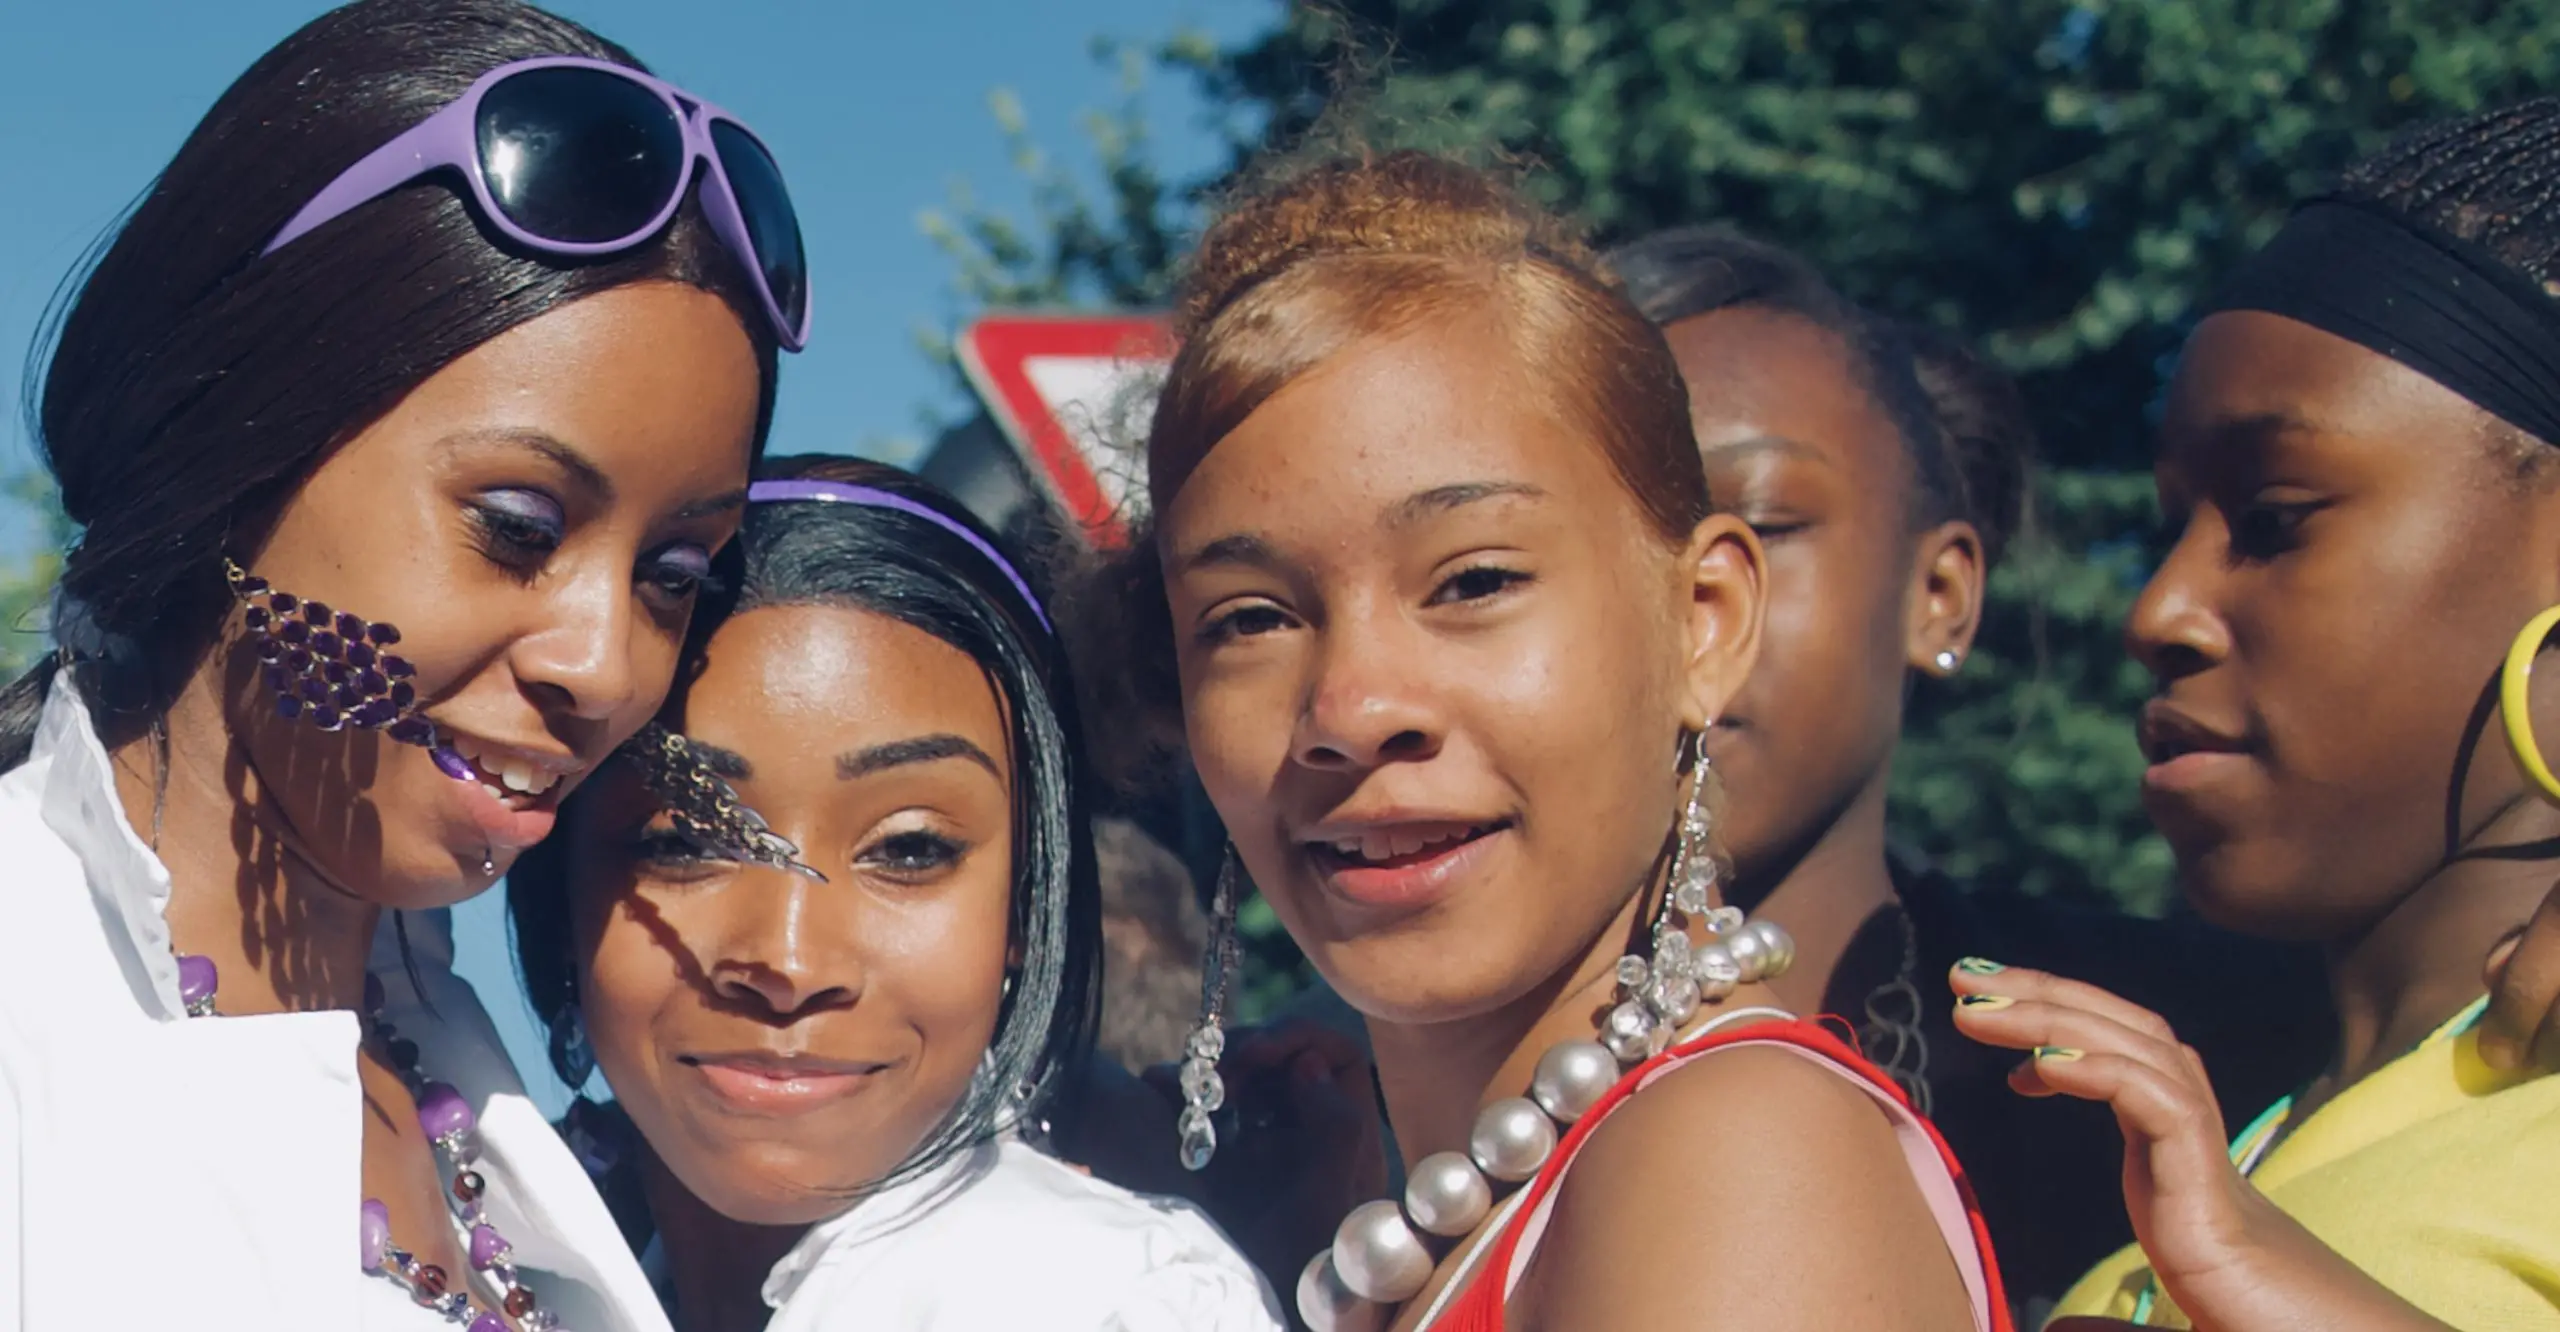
[2033,1046,2084,1063]
[1955,957,2006,975]
[1957,994,2014,1010]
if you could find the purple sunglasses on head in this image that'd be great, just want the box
[266,55,808,350]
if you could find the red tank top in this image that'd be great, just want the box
[1431,1015,2013,1332]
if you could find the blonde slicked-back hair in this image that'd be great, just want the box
[1144,150,1708,539]
[1071,148,1711,784]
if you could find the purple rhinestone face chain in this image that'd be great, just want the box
[226,560,473,782]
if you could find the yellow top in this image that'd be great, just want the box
[2049,997,2560,1330]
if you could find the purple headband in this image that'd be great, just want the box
[747,479,1052,633]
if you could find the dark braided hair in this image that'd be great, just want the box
[2336,95,2560,475]
[1605,226,1965,536]
[2337,95,2560,287]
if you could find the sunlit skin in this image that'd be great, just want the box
[122,280,763,1311]
[1950,310,2560,1332]
[1160,313,1974,1329]
[1663,308,1982,1015]
[565,605,1017,1332]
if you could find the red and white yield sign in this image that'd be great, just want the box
[956,312,1173,547]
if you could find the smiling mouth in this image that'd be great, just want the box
[1308,820,1512,872]
[440,733,568,808]
[681,1053,892,1114]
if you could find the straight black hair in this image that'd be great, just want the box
[508,455,1103,1197]
[7,0,781,766]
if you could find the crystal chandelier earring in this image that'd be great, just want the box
[1175,846,1245,1172]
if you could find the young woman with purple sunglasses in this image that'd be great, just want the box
[0,1,802,1328]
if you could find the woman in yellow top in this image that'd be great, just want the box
[1950,99,2560,1329]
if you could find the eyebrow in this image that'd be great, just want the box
[446,426,748,522]
[1174,481,1548,574]
[1384,481,1548,529]
[686,739,753,780]
[1700,434,1833,468]
[838,734,1002,782]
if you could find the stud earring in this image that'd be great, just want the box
[226,559,469,777]
[1934,649,1962,673]
[1177,846,1244,1171]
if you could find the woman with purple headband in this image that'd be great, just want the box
[0,1,804,1328]
[504,456,1284,1330]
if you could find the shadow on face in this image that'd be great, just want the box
[223,281,760,917]
[566,604,1017,1227]
[1158,314,1763,1025]
[1666,308,1941,889]
[2130,310,2560,937]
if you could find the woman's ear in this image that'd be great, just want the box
[1905,520,1987,677]
[1675,514,1766,733]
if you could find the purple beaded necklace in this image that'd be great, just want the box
[175,953,560,1331]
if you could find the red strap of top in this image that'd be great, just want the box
[1434,1015,2013,1332]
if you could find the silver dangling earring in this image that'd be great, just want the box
[480,845,495,877]
[1176,847,1245,1171]
[1597,729,1777,1063]
[1934,649,1962,673]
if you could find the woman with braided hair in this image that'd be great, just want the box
[1953,97,2560,1329]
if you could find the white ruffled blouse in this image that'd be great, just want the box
[0,677,669,1332]
[753,1137,1284,1332]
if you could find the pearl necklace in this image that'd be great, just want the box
[1295,907,1797,1332]
[176,953,560,1331]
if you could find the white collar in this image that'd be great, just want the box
[760,1139,1002,1310]
[23,675,672,1332]
[31,674,192,1019]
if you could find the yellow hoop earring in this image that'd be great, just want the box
[2501,605,2560,806]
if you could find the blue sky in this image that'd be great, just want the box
[0,0,1265,1112]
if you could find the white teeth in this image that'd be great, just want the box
[501,762,535,792]
[482,783,503,799]
[1326,825,1485,863]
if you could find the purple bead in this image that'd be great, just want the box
[311,630,343,659]
[360,1198,391,1270]
[336,611,366,640]
[390,681,416,709]
[263,663,292,694]
[236,574,269,596]
[275,695,304,721]
[176,953,217,1009]
[430,745,473,781]
[330,684,362,712]
[310,705,343,732]
[303,600,332,625]
[357,668,390,697]
[285,646,314,674]
[352,699,399,729]
[244,606,271,631]
[280,618,310,645]
[468,1223,510,1270]
[254,637,284,662]
[322,660,350,684]
[299,677,329,705]
[269,591,298,614]
[369,621,401,646]
[416,1081,476,1141]
[387,717,434,747]
[470,1316,506,1332]
[346,641,377,670]
[382,654,416,680]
